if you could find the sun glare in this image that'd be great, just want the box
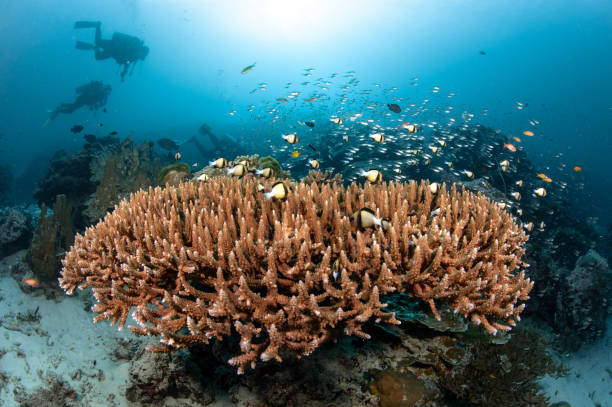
[212,0,376,44]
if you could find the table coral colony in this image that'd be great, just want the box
[59,178,533,374]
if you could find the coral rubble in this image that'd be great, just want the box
[60,178,532,373]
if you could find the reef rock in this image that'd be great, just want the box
[553,249,611,349]
[0,208,32,257]
[126,344,213,406]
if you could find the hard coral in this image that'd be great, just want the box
[60,178,532,373]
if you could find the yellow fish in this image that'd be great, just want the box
[291,151,300,158]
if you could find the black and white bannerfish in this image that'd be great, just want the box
[196,173,209,181]
[282,133,299,144]
[264,182,289,200]
[227,163,246,177]
[359,169,382,184]
[308,159,320,169]
[400,122,418,133]
[352,208,382,229]
[534,187,546,197]
[209,157,228,168]
[370,132,384,143]
[256,167,273,178]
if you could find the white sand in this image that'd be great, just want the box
[0,251,136,406]
[540,316,612,407]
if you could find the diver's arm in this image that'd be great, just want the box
[129,60,137,76]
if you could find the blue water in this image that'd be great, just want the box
[1,1,610,221]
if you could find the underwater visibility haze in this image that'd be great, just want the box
[0,1,611,406]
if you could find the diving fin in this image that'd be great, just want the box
[75,41,95,50]
[74,21,101,29]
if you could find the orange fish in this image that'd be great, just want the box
[523,130,534,137]
[291,151,300,158]
[23,277,40,288]
[504,143,517,152]
[537,173,548,179]
[543,177,552,183]
[574,166,582,172]
[513,137,521,142]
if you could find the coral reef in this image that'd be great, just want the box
[157,162,191,185]
[126,345,213,406]
[553,250,611,349]
[258,155,282,176]
[192,154,291,182]
[439,328,568,406]
[0,208,33,257]
[368,370,427,407]
[301,169,344,185]
[35,136,160,229]
[83,137,160,225]
[28,194,75,283]
[60,178,532,373]
[34,148,98,229]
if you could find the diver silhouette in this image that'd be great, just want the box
[74,21,149,81]
[49,80,111,120]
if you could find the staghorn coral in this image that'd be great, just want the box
[301,169,344,185]
[60,178,532,373]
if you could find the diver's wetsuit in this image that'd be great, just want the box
[75,21,149,81]
[50,81,111,120]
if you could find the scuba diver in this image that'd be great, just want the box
[49,80,111,120]
[74,21,149,81]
